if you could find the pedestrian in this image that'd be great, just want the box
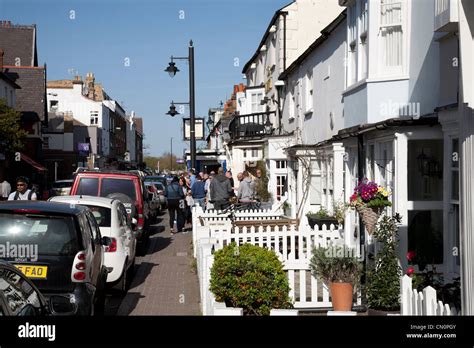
[210,167,233,211]
[8,176,37,201]
[237,171,255,207]
[165,176,185,234]
[226,170,235,191]
[191,174,206,210]
[180,176,193,227]
[0,173,11,201]
[189,169,196,188]
[205,173,214,210]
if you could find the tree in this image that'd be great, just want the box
[144,152,186,172]
[0,99,27,154]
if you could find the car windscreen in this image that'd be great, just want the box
[76,177,99,196]
[0,213,79,257]
[85,205,111,228]
[100,178,136,201]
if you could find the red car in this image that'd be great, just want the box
[70,170,151,255]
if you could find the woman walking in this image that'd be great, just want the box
[165,176,185,234]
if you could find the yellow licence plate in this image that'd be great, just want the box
[15,265,48,279]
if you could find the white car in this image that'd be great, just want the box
[49,195,137,293]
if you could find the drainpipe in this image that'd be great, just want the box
[357,133,367,308]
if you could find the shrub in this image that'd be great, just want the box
[366,214,403,311]
[310,245,362,285]
[210,243,293,315]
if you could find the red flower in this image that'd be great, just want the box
[406,266,415,277]
[406,250,416,262]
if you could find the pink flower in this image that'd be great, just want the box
[406,266,415,277]
[406,250,416,262]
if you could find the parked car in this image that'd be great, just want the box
[154,182,168,209]
[69,170,151,255]
[51,179,74,197]
[0,261,76,316]
[144,176,168,188]
[144,184,160,222]
[49,196,137,293]
[0,201,111,315]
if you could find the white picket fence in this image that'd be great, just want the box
[400,275,458,315]
[193,205,360,314]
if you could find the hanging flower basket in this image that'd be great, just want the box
[349,179,392,235]
[356,205,384,235]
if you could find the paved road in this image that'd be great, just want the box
[104,211,200,315]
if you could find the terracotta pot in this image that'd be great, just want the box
[330,282,353,311]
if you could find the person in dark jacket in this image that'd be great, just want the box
[209,167,233,210]
[191,175,206,209]
[165,176,185,234]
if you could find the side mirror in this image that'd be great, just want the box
[48,295,76,315]
[101,236,112,246]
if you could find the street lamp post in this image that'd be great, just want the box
[165,40,196,170]
[170,137,173,172]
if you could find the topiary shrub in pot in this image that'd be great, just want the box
[366,213,403,314]
[310,244,362,311]
[210,242,293,315]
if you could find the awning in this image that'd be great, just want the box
[20,153,47,172]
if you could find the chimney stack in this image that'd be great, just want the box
[85,72,96,100]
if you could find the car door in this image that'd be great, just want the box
[118,203,135,261]
[81,213,102,287]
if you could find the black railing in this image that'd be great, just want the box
[228,111,275,140]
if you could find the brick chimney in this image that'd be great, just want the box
[85,72,96,100]
[0,49,3,72]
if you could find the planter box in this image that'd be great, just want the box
[307,216,340,229]
[367,308,400,316]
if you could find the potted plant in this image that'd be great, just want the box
[306,207,342,229]
[310,245,362,311]
[349,179,392,234]
[366,214,403,315]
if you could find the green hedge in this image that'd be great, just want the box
[210,243,293,315]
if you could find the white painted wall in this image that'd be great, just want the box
[126,113,136,162]
[47,85,111,156]
[281,16,346,145]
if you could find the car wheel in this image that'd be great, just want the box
[117,260,129,294]
[94,270,107,315]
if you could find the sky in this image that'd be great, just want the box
[0,0,291,158]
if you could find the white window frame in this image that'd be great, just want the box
[379,0,405,77]
[347,3,358,87]
[250,92,264,113]
[90,111,99,126]
[288,88,295,121]
[310,159,322,205]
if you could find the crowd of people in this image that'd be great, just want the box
[165,167,264,234]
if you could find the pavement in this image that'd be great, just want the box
[115,212,201,316]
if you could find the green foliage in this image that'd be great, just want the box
[366,214,403,311]
[366,197,392,208]
[412,268,461,309]
[310,245,362,285]
[210,242,293,315]
[0,99,27,153]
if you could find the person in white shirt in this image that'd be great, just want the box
[8,176,37,201]
[0,173,11,200]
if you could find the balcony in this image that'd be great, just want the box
[435,0,458,32]
[228,111,275,141]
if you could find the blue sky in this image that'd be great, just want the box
[1,0,290,157]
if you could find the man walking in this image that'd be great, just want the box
[8,177,37,201]
[210,167,233,211]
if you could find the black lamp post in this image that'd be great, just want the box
[166,102,180,117]
[165,40,196,170]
